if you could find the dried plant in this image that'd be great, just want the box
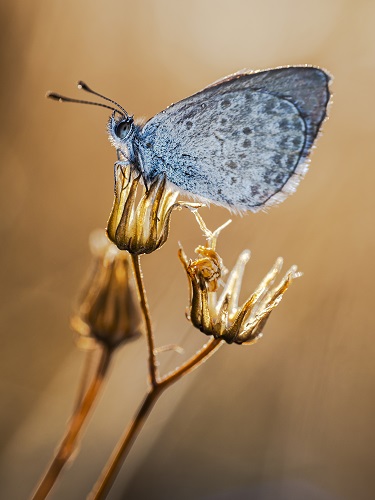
[179,212,300,345]
[31,166,300,500]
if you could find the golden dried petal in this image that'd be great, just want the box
[72,230,143,350]
[107,166,201,254]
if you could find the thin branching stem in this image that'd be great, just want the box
[88,337,222,500]
[159,337,222,389]
[88,390,160,500]
[31,345,112,500]
[131,254,158,387]
[73,348,97,412]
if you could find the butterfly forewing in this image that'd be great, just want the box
[137,67,330,211]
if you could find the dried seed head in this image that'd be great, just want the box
[179,217,301,345]
[107,165,201,254]
[71,230,143,350]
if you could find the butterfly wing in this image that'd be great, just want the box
[137,67,331,212]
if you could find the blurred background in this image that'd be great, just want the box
[1,0,374,499]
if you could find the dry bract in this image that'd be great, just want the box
[71,230,142,350]
[107,165,201,254]
[179,219,301,345]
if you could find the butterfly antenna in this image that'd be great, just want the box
[46,92,120,113]
[77,81,128,118]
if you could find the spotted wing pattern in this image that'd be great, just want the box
[137,67,330,212]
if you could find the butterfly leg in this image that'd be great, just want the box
[113,157,132,196]
[114,149,150,193]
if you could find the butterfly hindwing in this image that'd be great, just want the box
[137,67,330,211]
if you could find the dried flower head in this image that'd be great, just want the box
[71,230,142,350]
[107,165,200,254]
[179,214,301,345]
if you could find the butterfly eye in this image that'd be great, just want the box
[115,120,132,139]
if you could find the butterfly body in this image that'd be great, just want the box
[108,66,331,212]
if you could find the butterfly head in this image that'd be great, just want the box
[114,116,134,139]
[107,112,136,156]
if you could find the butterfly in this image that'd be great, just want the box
[48,66,331,212]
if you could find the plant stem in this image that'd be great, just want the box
[88,389,161,500]
[73,348,97,412]
[88,337,222,499]
[131,254,158,387]
[158,337,222,389]
[31,345,112,500]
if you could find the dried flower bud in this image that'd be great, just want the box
[187,246,223,292]
[71,230,142,350]
[179,217,301,345]
[107,165,200,254]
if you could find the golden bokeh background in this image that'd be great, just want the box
[1,1,374,498]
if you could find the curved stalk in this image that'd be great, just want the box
[159,337,222,389]
[88,337,222,499]
[131,254,158,387]
[31,346,112,500]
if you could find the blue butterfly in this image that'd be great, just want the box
[49,66,331,212]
